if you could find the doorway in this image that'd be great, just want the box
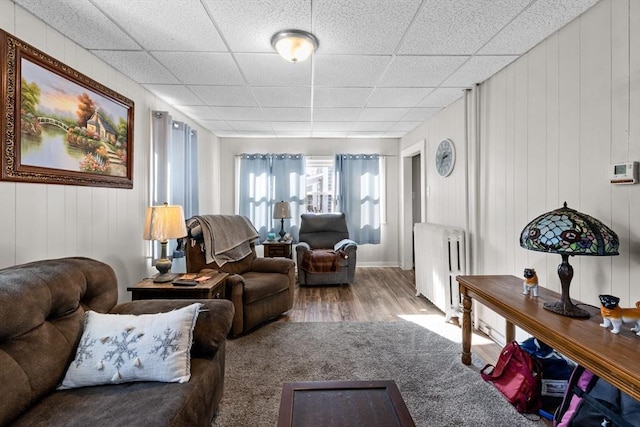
[400,140,426,270]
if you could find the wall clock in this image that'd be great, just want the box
[435,138,455,177]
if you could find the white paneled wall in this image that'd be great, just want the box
[402,0,640,343]
[0,0,218,301]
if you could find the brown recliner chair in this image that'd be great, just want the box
[296,213,358,286]
[184,215,295,336]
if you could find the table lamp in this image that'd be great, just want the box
[273,201,291,242]
[143,203,187,282]
[519,202,619,318]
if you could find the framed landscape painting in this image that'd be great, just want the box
[0,29,134,188]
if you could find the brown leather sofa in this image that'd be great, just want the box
[0,257,234,427]
[185,236,295,336]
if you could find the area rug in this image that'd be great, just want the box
[212,321,542,426]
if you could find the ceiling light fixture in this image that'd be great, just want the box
[271,29,319,63]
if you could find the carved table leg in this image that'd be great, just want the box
[461,289,472,365]
[505,321,515,343]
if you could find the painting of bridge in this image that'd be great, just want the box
[1,28,134,188]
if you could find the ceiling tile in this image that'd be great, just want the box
[313,88,373,108]
[236,53,311,86]
[253,87,311,108]
[175,105,221,120]
[358,108,411,122]
[441,55,518,87]
[276,131,313,137]
[313,108,362,122]
[378,56,469,87]
[198,120,233,131]
[203,0,311,52]
[312,122,353,132]
[347,131,389,138]
[312,131,348,138]
[13,0,139,49]
[479,0,599,55]
[314,55,391,87]
[385,131,408,138]
[399,0,530,55]
[402,108,440,122]
[350,121,395,132]
[99,0,226,52]
[229,121,274,132]
[366,88,433,108]
[91,50,179,84]
[189,85,257,107]
[390,121,423,131]
[239,131,278,137]
[143,84,202,106]
[153,52,244,85]
[214,107,266,121]
[263,108,311,121]
[418,88,465,107]
[272,122,312,132]
[313,0,422,54]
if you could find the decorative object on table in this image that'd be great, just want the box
[0,29,134,189]
[271,29,318,63]
[267,232,277,241]
[598,294,640,336]
[519,202,619,318]
[480,341,543,414]
[522,268,539,297]
[143,203,187,283]
[273,201,291,242]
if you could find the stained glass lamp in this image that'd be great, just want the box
[519,202,619,318]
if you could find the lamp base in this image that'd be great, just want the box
[153,272,179,283]
[543,300,590,318]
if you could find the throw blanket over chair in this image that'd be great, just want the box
[296,213,358,286]
[183,215,295,336]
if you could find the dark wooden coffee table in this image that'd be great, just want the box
[277,380,415,427]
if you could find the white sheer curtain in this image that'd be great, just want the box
[334,154,381,244]
[237,154,304,242]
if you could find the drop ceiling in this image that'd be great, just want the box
[11,0,599,139]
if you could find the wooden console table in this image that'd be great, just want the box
[456,275,640,402]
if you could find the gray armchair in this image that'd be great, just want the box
[296,213,357,285]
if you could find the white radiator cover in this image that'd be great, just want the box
[414,223,466,319]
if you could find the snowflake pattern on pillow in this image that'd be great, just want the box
[58,303,202,389]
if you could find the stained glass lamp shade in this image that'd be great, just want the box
[519,202,619,318]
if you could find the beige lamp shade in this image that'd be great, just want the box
[273,201,292,219]
[143,203,187,242]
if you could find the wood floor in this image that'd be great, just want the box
[274,266,502,365]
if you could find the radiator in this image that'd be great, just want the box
[413,223,466,320]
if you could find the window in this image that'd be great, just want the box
[305,156,334,213]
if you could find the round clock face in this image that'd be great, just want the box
[435,139,455,177]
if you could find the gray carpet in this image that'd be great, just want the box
[212,321,542,426]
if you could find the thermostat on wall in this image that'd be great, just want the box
[610,161,638,184]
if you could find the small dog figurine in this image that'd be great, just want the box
[523,268,539,297]
[599,294,640,336]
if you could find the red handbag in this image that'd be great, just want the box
[480,341,542,413]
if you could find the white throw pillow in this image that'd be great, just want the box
[58,303,202,389]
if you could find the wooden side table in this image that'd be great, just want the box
[128,271,228,301]
[263,240,293,259]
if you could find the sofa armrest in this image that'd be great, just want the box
[296,242,311,252]
[251,257,295,274]
[110,299,234,358]
[334,238,357,252]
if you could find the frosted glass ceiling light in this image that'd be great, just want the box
[271,29,318,63]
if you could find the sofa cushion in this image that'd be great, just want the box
[59,303,201,389]
[242,272,290,304]
[0,257,117,426]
